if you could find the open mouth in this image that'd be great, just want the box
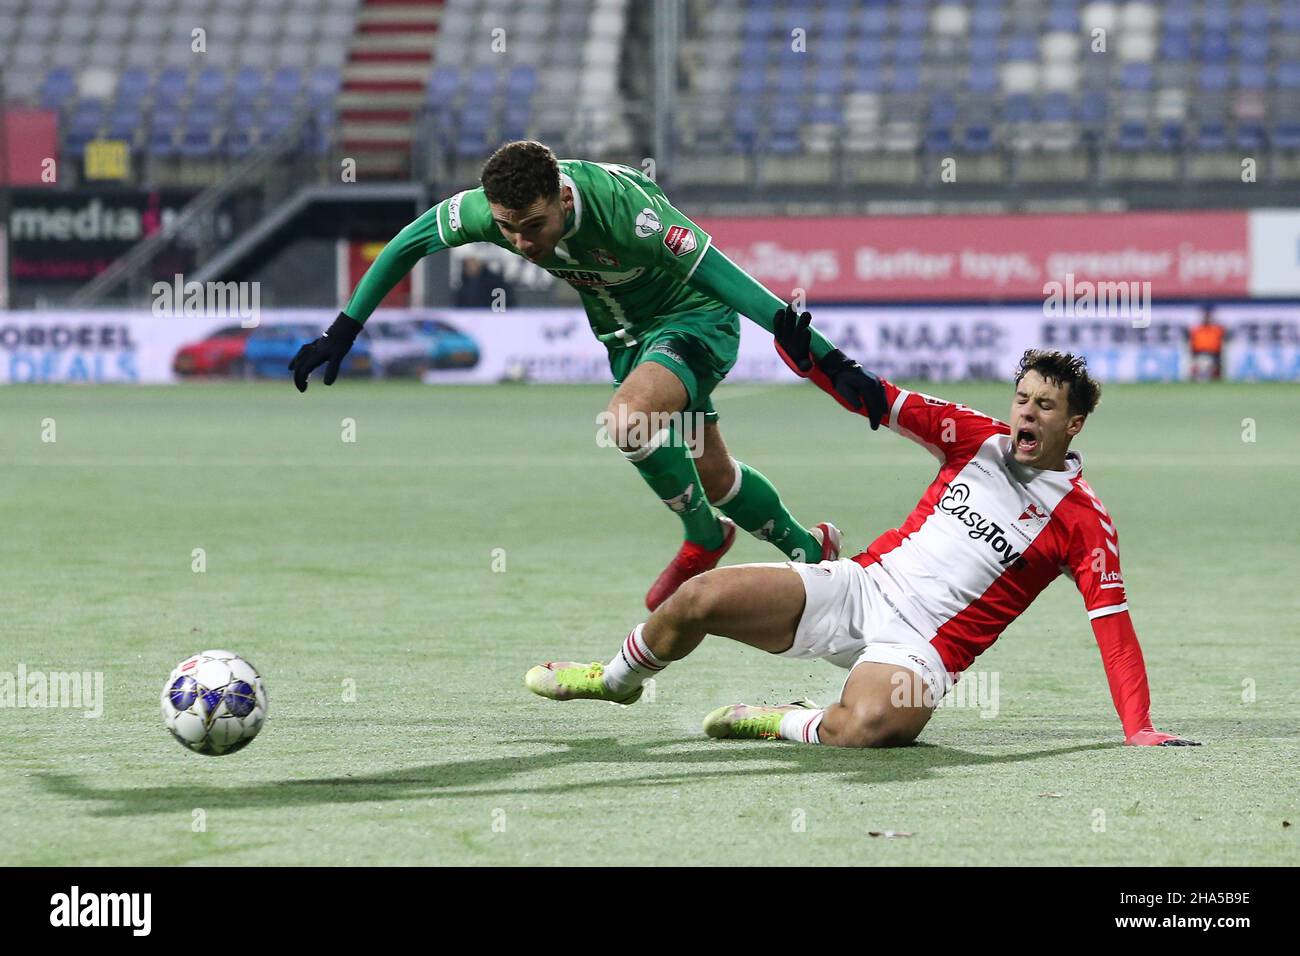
[1016,428,1039,455]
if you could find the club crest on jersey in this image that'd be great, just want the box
[590,248,620,268]
[634,208,662,238]
[663,225,697,257]
[936,482,1024,567]
[1019,503,1049,523]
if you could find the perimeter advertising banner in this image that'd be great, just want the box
[697,209,1300,302]
[2,305,1296,384]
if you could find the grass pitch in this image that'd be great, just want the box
[1,380,1297,865]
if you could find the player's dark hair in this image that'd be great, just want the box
[1014,349,1101,417]
[480,141,561,209]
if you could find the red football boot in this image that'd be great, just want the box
[811,522,843,561]
[645,517,738,611]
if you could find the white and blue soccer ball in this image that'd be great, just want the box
[161,650,268,755]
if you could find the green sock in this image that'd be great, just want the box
[626,427,725,549]
[714,459,821,562]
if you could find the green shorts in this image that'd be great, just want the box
[607,309,740,422]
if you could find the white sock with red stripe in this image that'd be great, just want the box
[602,623,667,695]
[779,708,824,744]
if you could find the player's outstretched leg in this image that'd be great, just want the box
[525,563,806,705]
[696,422,841,563]
[706,662,937,747]
[603,363,736,611]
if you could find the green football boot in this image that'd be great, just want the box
[702,701,817,740]
[524,661,643,705]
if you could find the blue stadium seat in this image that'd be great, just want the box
[862,7,889,35]
[1159,31,1193,61]
[1238,62,1269,90]
[1042,92,1073,122]
[1121,63,1154,90]
[852,37,884,66]
[116,68,151,106]
[41,68,77,110]
[1046,6,1079,32]
[1195,122,1228,151]
[232,68,266,107]
[1198,64,1231,92]
[1277,62,1300,89]
[506,66,537,97]
[1201,7,1231,34]
[1239,34,1269,64]
[1079,92,1108,128]
[428,67,460,101]
[1114,122,1150,151]
[1235,121,1267,151]
[1274,122,1300,150]
[852,65,885,92]
[155,67,188,108]
[894,37,924,66]
[970,7,1001,35]
[1003,93,1035,123]
[106,106,141,141]
[193,68,229,106]
[970,35,998,63]
[891,63,921,93]
[1239,3,1272,33]
[147,108,180,158]
[968,63,998,94]
[962,124,994,153]
[813,66,844,95]
[1199,33,1232,63]
[1157,122,1184,151]
[307,68,341,106]
[271,68,302,101]
[1005,35,1039,63]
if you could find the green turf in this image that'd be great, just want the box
[1,380,1296,865]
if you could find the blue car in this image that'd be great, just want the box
[243,323,375,380]
[412,318,480,369]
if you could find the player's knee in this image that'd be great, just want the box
[664,573,722,625]
[838,702,912,749]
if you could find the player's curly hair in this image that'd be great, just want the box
[480,141,560,209]
[1014,349,1102,417]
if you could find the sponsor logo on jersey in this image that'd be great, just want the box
[663,225,697,257]
[936,482,1024,567]
[1099,569,1125,589]
[590,247,620,268]
[547,266,645,287]
[447,191,465,232]
[634,207,662,238]
[647,342,685,365]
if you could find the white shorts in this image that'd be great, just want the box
[771,558,954,706]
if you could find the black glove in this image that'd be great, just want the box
[773,305,815,374]
[773,306,888,430]
[289,313,362,392]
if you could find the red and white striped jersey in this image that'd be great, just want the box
[852,381,1129,676]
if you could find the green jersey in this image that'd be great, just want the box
[344,159,834,357]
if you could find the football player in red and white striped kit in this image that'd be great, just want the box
[525,308,1199,749]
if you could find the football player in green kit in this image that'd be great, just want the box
[291,141,865,611]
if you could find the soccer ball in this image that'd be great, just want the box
[160,650,268,755]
